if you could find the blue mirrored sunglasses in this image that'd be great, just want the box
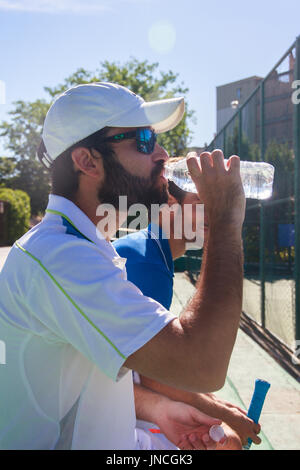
[102,128,157,154]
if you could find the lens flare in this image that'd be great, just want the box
[148,20,176,54]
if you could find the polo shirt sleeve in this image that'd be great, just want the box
[25,239,176,382]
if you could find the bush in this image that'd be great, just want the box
[0,188,31,245]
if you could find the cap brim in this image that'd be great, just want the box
[107,96,185,133]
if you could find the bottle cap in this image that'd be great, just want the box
[209,424,225,442]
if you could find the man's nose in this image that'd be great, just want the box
[151,143,169,163]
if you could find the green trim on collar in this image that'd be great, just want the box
[46,209,94,244]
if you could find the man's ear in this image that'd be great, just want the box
[71,147,102,178]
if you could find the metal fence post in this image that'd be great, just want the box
[238,108,242,158]
[260,202,266,328]
[294,36,300,342]
[223,128,226,157]
[260,81,265,162]
[259,81,266,327]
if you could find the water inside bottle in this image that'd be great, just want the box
[165,159,274,200]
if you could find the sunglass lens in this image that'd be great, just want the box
[137,129,156,154]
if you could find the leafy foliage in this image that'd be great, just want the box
[0,100,51,214]
[0,58,195,214]
[265,140,294,200]
[0,156,16,186]
[0,187,31,245]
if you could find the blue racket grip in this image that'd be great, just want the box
[243,379,270,450]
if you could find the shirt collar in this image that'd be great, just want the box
[45,194,107,246]
[45,195,127,268]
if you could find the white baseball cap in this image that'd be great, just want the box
[41,82,185,165]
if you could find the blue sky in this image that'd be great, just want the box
[0,0,299,154]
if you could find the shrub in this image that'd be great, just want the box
[0,188,31,245]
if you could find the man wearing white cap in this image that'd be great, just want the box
[0,82,245,450]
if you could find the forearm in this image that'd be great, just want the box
[179,223,243,386]
[140,375,229,421]
[125,224,243,393]
[134,382,170,423]
[124,153,245,393]
[138,377,247,449]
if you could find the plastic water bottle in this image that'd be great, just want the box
[165,158,275,199]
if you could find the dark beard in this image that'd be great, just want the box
[97,154,169,211]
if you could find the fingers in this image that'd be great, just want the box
[240,422,262,447]
[186,149,239,187]
[198,149,226,172]
[186,149,227,176]
[209,149,226,171]
[235,406,248,416]
[201,433,217,450]
[254,422,261,434]
[227,154,240,173]
[186,148,244,228]
[250,423,262,445]
[178,432,217,451]
[186,151,201,172]
[187,149,240,172]
[178,434,206,451]
[251,433,262,445]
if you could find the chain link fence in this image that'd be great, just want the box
[183,37,300,354]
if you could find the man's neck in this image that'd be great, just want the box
[72,192,127,241]
[156,210,186,261]
[167,235,186,260]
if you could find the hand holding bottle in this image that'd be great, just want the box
[186,150,246,231]
[166,153,274,199]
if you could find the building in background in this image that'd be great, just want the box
[216,51,295,148]
[216,76,263,134]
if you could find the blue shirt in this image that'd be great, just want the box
[113,224,174,310]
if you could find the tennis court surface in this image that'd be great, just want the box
[172,273,300,450]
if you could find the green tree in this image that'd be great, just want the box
[264,140,294,200]
[0,187,31,244]
[0,59,195,214]
[0,156,16,186]
[0,100,51,214]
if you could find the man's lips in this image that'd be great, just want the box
[160,172,168,183]
[151,163,165,182]
[156,166,168,183]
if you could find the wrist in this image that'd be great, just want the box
[194,394,228,421]
[214,402,235,424]
[150,393,172,427]
[209,221,243,240]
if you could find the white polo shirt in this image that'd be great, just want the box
[0,195,176,450]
